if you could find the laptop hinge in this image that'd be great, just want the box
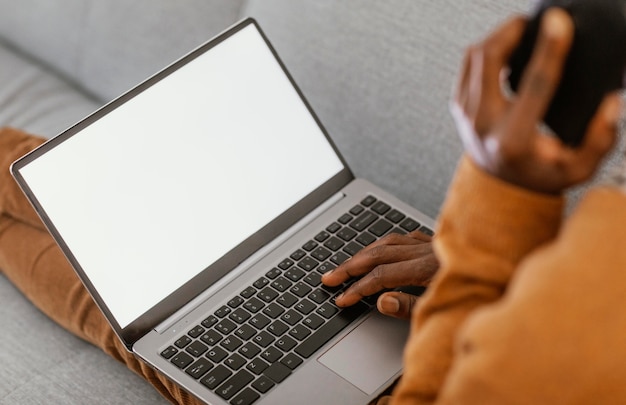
[155,191,345,333]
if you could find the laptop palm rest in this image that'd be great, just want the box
[318,311,409,395]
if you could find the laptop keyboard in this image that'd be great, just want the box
[159,195,433,405]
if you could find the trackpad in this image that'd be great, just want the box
[318,311,410,395]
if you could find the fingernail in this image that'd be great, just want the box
[379,295,400,314]
[543,9,571,40]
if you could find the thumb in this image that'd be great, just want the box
[377,291,419,320]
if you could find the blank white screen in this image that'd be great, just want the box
[19,24,344,328]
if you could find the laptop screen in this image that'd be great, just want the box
[13,22,348,332]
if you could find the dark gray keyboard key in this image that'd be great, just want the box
[185,340,208,357]
[249,313,271,329]
[302,313,325,330]
[251,375,275,393]
[295,299,316,315]
[308,289,330,304]
[311,246,332,261]
[280,353,303,370]
[369,218,393,237]
[215,305,232,318]
[171,351,194,369]
[252,331,275,348]
[229,308,252,324]
[330,251,350,265]
[356,232,376,247]
[188,325,205,338]
[343,241,363,256]
[400,217,420,232]
[302,273,321,288]
[228,296,244,308]
[230,387,260,405]
[174,335,191,348]
[371,201,391,215]
[207,346,228,363]
[349,211,378,231]
[316,261,336,275]
[263,362,291,383]
[201,329,223,346]
[385,209,406,223]
[361,195,376,206]
[290,249,306,261]
[246,358,269,375]
[216,369,254,400]
[290,281,312,297]
[276,292,298,308]
[270,276,292,292]
[280,309,303,326]
[265,267,281,279]
[238,342,261,360]
[288,324,312,341]
[350,205,365,215]
[314,231,330,242]
[200,365,232,390]
[262,303,285,319]
[323,236,345,251]
[253,277,269,289]
[337,227,357,241]
[285,267,306,281]
[216,319,237,335]
[234,324,257,340]
[257,287,279,303]
[326,222,341,233]
[185,358,213,379]
[278,258,294,270]
[201,315,218,329]
[275,335,297,352]
[296,302,369,358]
[267,320,289,337]
[240,286,257,299]
[224,353,247,371]
[243,297,265,313]
[260,346,283,363]
[160,346,178,359]
[220,335,244,352]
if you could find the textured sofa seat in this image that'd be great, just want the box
[4,1,621,404]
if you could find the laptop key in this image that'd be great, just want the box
[260,346,283,363]
[400,217,420,232]
[290,281,313,297]
[243,297,265,313]
[216,369,254,400]
[369,218,393,237]
[270,276,292,292]
[280,353,303,370]
[257,287,279,303]
[201,329,223,346]
[349,211,378,232]
[295,302,369,359]
[246,358,269,375]
[185,357,214,379]
[238,342,261,359]
[330,251,350,265]
[262,303,285,319]
[371,201,391,215]
[160,345,178,359]
[361,195,377,207]
[201,315,219,328]
[174,335,192,348]
[186,340,208,357]
[171,351,194,369]
[251,375,275,393]
[207,346,228,363]
[224,353,247,371]
[200,365,232,390]
[230,387,260,405]
[263,362,291,383]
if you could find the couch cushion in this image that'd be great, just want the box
[0,0,245,103]
[0,42,100,138]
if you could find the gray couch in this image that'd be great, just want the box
[2,1,622,404]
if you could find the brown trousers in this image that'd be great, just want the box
[0,127,390,405]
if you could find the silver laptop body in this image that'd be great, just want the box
[11,19,435,405]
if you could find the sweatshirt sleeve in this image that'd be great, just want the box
[390,156,565,405]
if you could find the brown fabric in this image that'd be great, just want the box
[392,156,626,404]
[0,127,202,405]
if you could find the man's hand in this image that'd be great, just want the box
[451,8,621,195]
[321,230,438,319]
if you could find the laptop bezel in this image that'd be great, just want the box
[10,18,354,349]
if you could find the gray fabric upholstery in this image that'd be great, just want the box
[0,0,245,103]
[1,1,624,404]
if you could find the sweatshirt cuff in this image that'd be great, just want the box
[436,155,565,264]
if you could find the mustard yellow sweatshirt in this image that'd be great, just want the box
[391,156,626,404]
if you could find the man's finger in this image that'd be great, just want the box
[335,254,437,307]
[509,8,574,139]
[322,241,432,287]
[377,291,420,320]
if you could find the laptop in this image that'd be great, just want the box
[11,19,435,405]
